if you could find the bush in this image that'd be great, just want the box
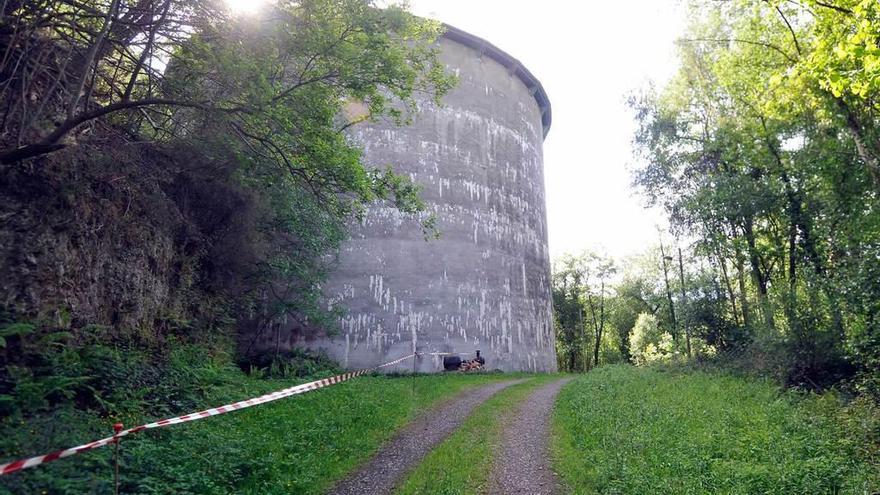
[629,313,674,365]
[237,348,340,379]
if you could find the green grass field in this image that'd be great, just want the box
[0,370,516,495]
[552,365,879,495]
[5,363,878,495]
[396,375,557,495]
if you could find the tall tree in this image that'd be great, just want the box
[0,0,455,343]
[584,253,616,367]
[631,0,880,392]
[552,254,590,371]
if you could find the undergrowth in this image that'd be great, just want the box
[0,329,509,494]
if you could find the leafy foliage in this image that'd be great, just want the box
[551,252,616,371]
[629,0,880,395]
[629,313,672,365]
[1,0,454,343]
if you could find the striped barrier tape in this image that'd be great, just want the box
[0,353,417,476]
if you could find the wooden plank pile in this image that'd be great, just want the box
[458,358,484,372]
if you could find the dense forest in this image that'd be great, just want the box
[553,0,880,400]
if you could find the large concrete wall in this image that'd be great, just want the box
[269,27,555,372]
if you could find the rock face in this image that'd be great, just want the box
[293,26,555,372]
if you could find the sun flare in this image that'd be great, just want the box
[224,0,268,15]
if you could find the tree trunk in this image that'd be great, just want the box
[571,306,590,373]
[836,98,880,187]
[593,279,605,366]
[577,293,586,372]
[711,263,728,347]
[742,217,775,331]
[716,249,740,326]
[67,0,121,119]
[659,237,678,340]
[733,240,752,330]
[761,123,802,336]
[677,246,692,358]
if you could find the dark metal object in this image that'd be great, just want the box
[443,356,462,371]
[443,350,485,371]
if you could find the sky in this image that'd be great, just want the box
[405,0,686,260]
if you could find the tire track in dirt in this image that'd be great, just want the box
[328,379,526,495]
[489,377,573,495]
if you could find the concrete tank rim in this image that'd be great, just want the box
[441,23,552,139]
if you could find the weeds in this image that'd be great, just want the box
[0,347,510,494]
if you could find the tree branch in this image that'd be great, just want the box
[813,1,852,15]
[770,2,802,57]
[0,97,217,163]
[679,38,798,63]
[67,0,120,119]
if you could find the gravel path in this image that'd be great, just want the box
[489,377,573,495]
[327,379,525,495]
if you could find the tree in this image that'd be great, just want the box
[553,251,618,370]
[583,253,616,367]
[0,1,453,164]
[0,0,455,345]
[552,254,590,372]
[610,249,667,362]
[630,0,878,393]
[629,313,670,365]
[658,233,678,341]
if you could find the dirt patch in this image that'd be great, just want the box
[328,379,526,495]
[489,377,573,495]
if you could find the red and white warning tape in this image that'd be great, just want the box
[0,353,416,476]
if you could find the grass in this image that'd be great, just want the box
[0,366,515,495]
[396,374,560,495]
[551,365,879,495]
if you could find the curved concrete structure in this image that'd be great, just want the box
[282,25,555,372]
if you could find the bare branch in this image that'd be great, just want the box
[769,2,802,57]
[0,97,219,163]
[123,0,170,101]
[67,0,120,119]
[679,37,798,64]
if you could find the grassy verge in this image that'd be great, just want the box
[1,360,515,495]
[552,365,879,494]
[396,374,559,495]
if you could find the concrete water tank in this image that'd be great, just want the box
[303,24,556,372]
